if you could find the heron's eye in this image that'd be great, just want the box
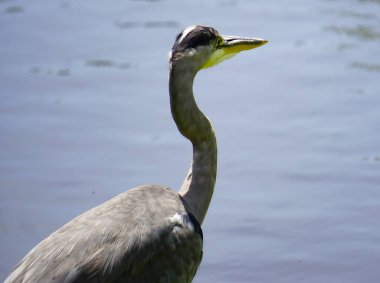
[216,37,224,47]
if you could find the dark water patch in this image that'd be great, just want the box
[85,59,131,69]
[29,66,71,76]
[362,155,380,162]
[86,59,115,67]
[294,40,306,47]
[29,66,40,74]
[115,20,178,29]
[357,0,380,4]
[321,7,377,20]
[144,21,179,28]
[60,1,69,9]
[57,69,70,76]
[115,21,139,29]
[337,42,356,50]
[340,10,377,19]
[4,5,23,13]
[346,88,366,95]
[324,24,380,40]
[217,0,238,7]
[351,61,380,72]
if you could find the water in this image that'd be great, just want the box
[1,0,379,282]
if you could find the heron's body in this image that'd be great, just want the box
[6,186,202,282]
[5,25,267,282]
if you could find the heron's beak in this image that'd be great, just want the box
[220,36,268,53]
[201,36,268,69]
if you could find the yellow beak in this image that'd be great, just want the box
[201,36,268,69]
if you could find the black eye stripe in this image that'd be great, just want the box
[183,32,216,48]
[172,26,218,52]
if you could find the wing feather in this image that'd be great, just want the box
[5,185,203,283]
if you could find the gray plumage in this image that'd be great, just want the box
[5,25,267,283]
[6,186,202,282]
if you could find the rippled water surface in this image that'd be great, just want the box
[1,0,380,282]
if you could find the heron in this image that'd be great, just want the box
[5,25,267,283]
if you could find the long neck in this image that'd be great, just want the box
[169,65,217,225]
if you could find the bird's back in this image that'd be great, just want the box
[5,185,203,283]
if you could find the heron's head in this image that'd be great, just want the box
[169,25,268,73]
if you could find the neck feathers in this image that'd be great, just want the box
[169,66,217,224]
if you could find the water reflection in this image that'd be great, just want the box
[28,66,71,76]
[362,155,380,162]
[324,25,380,40]
[28,60,131,77]
[57,69,70,76]
[351,61,380,72]
[3,5,23,13]
[340,10,377,19]
[323,3,380,72]
[357,0,380,5]
[85,59,131,69]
